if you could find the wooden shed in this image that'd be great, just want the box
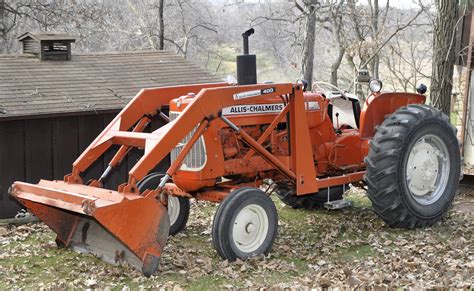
[0,33,221,218]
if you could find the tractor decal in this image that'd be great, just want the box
[232,87,276,100]
[222,103,284,115]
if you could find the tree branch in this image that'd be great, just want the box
[360,7,424,69]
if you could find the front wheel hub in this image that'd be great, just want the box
[232,204,269,253]
[245,223,255,233]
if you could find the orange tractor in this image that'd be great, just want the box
[10,29,460,276]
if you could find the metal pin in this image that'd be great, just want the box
[159,111,170,123]
[220,115,240,133]
[158,174,171,189]
[99,165,112,181]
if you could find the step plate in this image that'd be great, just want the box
[324,199,353,210]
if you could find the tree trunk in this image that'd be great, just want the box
[330,47,345,86]
[0,0,4,33]
[0,0,5,52]
[430,0,459,115]
[302,0,317,89]
[0,1,7,54]
[371,56,379,79]
[369,0,380,79]
[329,3,346,87]
[158,0,165,50]
[0,35,6,54]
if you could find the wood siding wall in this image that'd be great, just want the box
[0,112,169,218]
[22,39,40,55]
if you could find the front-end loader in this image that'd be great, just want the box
[9,29,460,276]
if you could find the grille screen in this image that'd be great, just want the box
[169,112,207,171]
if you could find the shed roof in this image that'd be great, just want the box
[17,31,76,42]
[0,51,222,120]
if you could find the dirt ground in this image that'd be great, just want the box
[0,186,472,290]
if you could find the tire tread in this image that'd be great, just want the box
[365,104,459,228]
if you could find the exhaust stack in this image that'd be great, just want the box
[237,28,257,85]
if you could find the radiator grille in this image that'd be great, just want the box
[169,112,207,171]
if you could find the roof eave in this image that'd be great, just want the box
[0,108,125,122]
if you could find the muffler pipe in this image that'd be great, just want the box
[237,28,257,85]
[242,28,254,54]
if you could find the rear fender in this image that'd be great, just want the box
[359,92,425,139]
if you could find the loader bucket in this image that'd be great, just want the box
[9,179,170,277]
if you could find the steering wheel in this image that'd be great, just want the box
[312,81,346,99]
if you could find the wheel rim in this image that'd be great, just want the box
[232,204,269,253]
[405,134,450,205]
[167,196,180,226]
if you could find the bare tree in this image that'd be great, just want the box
[158,0,165,50]
[1,0,6,48]
[0,0,109,53]
[430,0,459,115]
[163,0,218,58]
[326,0,347,86]
[247,1,305,81]
[295,0,331,88]
[246,0,428,91]
[382,25,432,91]
[0,0,439,95]
[346,2,425,74]
[299,0,318,88]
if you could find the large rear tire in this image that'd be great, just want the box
[137,173,190,235]
[212,187,278,261]
[365,104,460,228]
[274,184,349,209]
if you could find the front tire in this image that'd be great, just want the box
[212,187,278,261]
[137,173,190,235]
[365,104,460,228]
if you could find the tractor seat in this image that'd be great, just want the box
[327,93,361,129]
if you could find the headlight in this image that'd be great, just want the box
[369,79,383,93]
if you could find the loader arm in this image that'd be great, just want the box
[68,82,228,182]
[127,83,318,195]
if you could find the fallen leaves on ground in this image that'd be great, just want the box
[0,187,472,289]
